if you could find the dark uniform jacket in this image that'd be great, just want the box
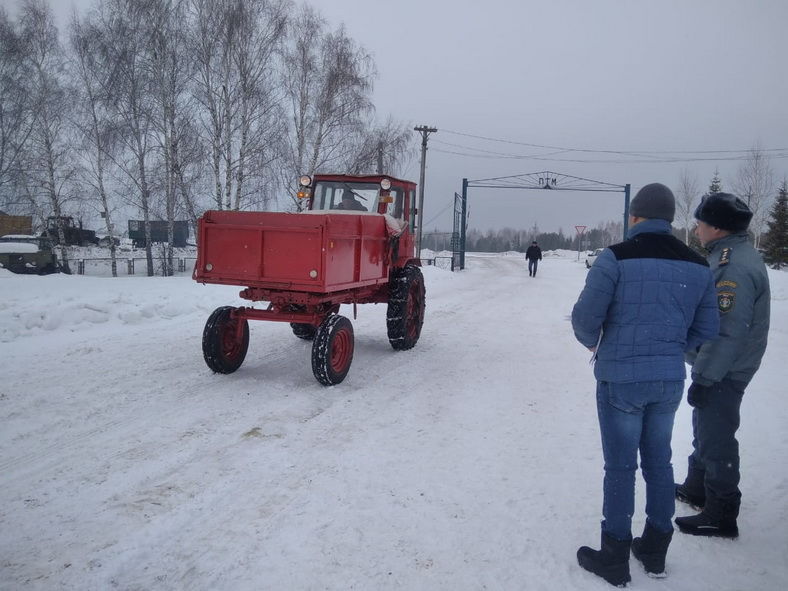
[685,232,770,386]
[572,219,719,383]
[525,245,542,261]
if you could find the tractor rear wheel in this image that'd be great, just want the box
[291,323,316,339]
[387,264,426,350]
[311,315,354,385]
[287,304,316,340]
[202,306,249,373]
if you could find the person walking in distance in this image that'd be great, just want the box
[675,193,770,539]
[525,240,542,276]
[571,183,719,585]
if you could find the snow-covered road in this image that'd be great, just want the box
[1,252,786,590]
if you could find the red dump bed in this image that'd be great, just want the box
[193,210,391,292]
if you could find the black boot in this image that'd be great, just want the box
[675,483,705,510]
[676,466,706,509]
[632,521,673,578]
[577,531,632,587]
[674,512,738,538]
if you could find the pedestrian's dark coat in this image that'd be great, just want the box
[525,244,542,261]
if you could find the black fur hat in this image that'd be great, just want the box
[694,192,753,232]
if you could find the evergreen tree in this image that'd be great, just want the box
[762,181,788,269]
[707,168,723,195]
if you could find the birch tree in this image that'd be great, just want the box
[0,8,33,203]
[280,4,320,202]
[343,116,415,176]
[281,9,375,208]
[147,0,196,275]
[229,0,287,211]
[305,24,374,176]
[70,13,121,275]
[732,145,774,247]
[96,0,158,275]
[675,167,700,244]
[191,0,287,213]
[18,0,76,273]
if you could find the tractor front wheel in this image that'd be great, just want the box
[202,306,249,373]
[387,265,426,350]
[311,315,354,386]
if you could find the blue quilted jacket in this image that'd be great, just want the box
[572,219,719,383]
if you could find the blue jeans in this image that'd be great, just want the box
[596,380,683,540]
[528,259,538,275]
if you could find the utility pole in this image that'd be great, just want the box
[376,140,384,174]
[414,124,437,256]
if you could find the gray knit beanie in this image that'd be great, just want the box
[629,183,676,222]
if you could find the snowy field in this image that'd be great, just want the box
[1,251,786,591]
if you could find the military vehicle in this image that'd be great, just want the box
[0,235,59,274]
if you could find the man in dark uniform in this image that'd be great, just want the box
[525,240,542,276]
[675,192,771,538]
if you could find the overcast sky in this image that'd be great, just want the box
[16,0,788,233]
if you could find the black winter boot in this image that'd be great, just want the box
[675,511,738,538]
[631,521,673,578]
[675,483,705,510]
[577,531,632,587]
[676,466,706,509]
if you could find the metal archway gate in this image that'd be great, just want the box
[455,171,631,270]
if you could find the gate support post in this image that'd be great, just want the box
[461,178,468,270]
[623,183,631,239]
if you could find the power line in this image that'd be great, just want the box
[431,147,788,164]
[440,128,788,158]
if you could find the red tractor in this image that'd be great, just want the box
[193,174,426,385]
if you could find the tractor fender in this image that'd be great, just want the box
[394,258,421,272]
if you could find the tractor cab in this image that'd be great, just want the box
[299,174,416,233]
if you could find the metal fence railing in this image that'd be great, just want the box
[73,257,197,277]
[424,256,455,271]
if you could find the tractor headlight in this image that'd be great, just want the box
[299,175,312,187]
[380,178,391,190]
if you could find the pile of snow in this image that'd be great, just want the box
[1,250,786,590]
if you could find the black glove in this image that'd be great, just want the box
[687,382,712,409]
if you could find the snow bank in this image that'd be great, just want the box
[0,255,786,591]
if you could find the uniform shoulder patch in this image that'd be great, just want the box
[717,279,738,289]
[719,247,732,266]
[718,291,735,313]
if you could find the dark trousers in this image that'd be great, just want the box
[686,378,747,518]
[528,259,539,276]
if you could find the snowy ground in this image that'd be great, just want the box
[1,251,786,591]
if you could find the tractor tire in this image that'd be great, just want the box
[202,306,249,374]
[387,264,426,351]
[287,304,316,340]
[290,323,316,340]
[311,315,354,386]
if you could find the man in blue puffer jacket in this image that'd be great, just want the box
[571,183,719,585]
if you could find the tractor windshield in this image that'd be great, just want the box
[311,181,404,218]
